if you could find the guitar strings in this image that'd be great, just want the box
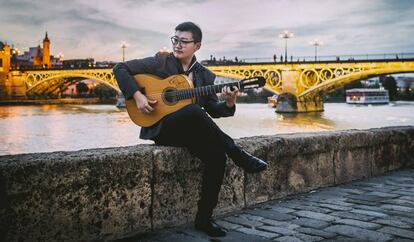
[133,77,262,99]
[139,86,235,99]
[137,81,241,99]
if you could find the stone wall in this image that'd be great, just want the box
[0,72,10,100]
[0,126,413,242]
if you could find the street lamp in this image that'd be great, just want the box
[12,48,20,55]
[121,41,128,62]
[58,52,64,60]
[11,48,20,69]
[311,39,323,61]
[279,30,294,63]
[57,53,64,66]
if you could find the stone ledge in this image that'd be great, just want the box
[0,126,413,242]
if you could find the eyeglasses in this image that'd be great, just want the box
[170,36,195,46]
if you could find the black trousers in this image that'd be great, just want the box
[153,104,237,219]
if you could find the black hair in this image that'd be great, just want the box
[175,22,202,43]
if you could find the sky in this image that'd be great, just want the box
[1,0,413,62]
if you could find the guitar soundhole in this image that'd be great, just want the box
[162,88,178,105]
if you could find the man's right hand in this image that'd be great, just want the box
[133,91,157,114]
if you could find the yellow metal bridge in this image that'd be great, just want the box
[9,54,414,112]
[13,68,118,97]
[208,58,414,112]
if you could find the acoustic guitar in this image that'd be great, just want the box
[125,74,265,127]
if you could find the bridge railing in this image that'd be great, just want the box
[11,65,115,71]
[204,52,414,65]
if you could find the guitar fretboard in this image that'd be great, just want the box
[174,82,241,101]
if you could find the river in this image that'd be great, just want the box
[1,102,413,155]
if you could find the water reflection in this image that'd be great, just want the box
[0,104,124,119]
[277,112,335,130]
[0,102,413,155]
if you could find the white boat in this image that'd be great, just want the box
[116,94,126,108]
[346,88,389,104]
[267,94,278,108]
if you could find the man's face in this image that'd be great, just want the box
[171,31,201,60]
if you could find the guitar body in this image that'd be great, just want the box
[123,74,265,128]
[125,74,195,127]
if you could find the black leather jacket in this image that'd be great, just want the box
[112,52,235,140]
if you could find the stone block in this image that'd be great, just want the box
[274,236,303,242]
[324,225,392,242]
[335,219,381,229]
[257,225,296,236]
[151,146,202,229]
[295,227,337,238]
[236,227,279,239]
[371,127,414,173]
[0,146,153,242]
[378,226,414,239]
[291,218,330,229]
[151,145,244,229]
[334,147,372,184]
[293,211,336,222]
[242,136,290,206]
[244,135,335,206]
[285,151,335,194]
[371,143,403,175]
[224,215,264,228]
[372,219,411,229]
[245,208,296,221]
[216,158,245,215]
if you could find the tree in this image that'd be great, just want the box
[76,82,89,96]
[324,80,363,102]
[380,76,398,101]
[92,83,118,100]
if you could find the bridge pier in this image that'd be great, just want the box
[275,70,324,113]
[0,71,28,100]
[8,71,27,99]
[275,94,324,113]
[0,71,10,100]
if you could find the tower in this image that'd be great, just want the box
[0,43,11,99]
[33,45,42,67]
[42,32,51,68]
[0,42,11,74]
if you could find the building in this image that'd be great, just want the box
[95,61,117,68]
[0,41,11,73]
[361,77,380,87]
[42,32,51,68]
[2,32,53,70]
[396,76,414,93]
[31,32,52,68]
[62,58,95,69]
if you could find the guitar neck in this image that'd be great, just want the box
[175,82,241,101]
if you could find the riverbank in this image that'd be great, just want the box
[0,98,116,106]
[1,126,413,242]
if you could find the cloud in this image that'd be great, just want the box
[0,0,413,61]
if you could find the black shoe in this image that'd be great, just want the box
[195,219,226,237]
[229,147,268,173]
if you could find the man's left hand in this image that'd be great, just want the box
[221,86,239,108]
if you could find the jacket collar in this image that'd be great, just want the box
[172,54,198,75]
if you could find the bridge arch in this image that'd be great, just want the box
[299,68,414,98]
[25,72,120,96]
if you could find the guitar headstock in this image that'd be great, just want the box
[239,76,265,90]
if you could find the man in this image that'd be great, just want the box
[113,22,267,237]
